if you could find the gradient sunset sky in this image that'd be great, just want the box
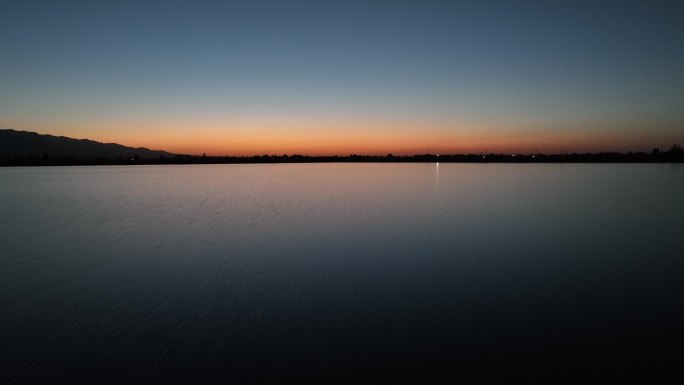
[1,0,683,155]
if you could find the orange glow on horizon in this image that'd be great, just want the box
[3,116,681,156]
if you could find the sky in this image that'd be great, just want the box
[1,0,683,155]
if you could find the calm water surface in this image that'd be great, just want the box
[1,163,682,383]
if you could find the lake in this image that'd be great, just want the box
[1,163,682,383]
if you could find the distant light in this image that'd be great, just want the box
[532,155,535,158]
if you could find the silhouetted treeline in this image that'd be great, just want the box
[2,146,683,166]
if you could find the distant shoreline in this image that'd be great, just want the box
[3,129,682,166]
[2,151,683,166]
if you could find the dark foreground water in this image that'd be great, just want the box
[1,163,682,383]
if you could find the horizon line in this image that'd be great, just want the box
[2,128,682,158]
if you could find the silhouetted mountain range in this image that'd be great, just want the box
[0,129,174,159]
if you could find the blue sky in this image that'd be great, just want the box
[1,0,682,154]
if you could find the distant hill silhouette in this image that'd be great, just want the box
[1,129,682,166]
[0,129,174,159]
